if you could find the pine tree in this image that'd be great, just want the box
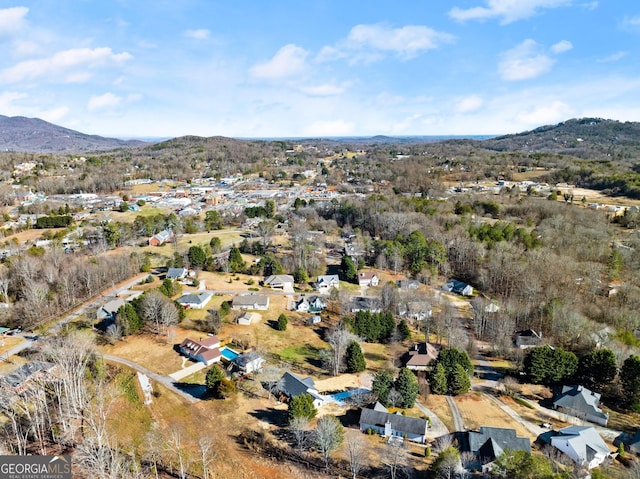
[430,362,448,395]
[372,370,394,405]
[340,255,357,282]
[395,368,419,408]
[397,319,411,341]
[449,363,471,395]
[345,341,366,373]
[621,355,640,409]
[206,365,225,394]
[275,313,288,331]
[288,393,317,423]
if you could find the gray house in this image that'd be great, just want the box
[280,371,326,409]
[553,385,609,426]
[461,426,531,472]
[359,403,428,443]
[549,426,611,469]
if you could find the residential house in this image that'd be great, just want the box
[178,336,221,365]
[627,430,640,455]
[177,292,213,310]
[166,267,188,280]
[232,294,270,311]
[263,274,295,292]
[553,385,609,426]
[96,298,126,322]
[458,426,531,472]
[280,372,326,409]
[359,402,429,443]
[358,271,379,287]
[315,274,340,294]
[149,229,173,246]
[401,301,432,321]
[233,351,265,374]
[237,312,261,325]
[513,329,543,348]
[309,315,322,325]
[443,279,474,296]
[294,295,326,313]
[1,361,56,393]
[349,296,382,313]
[404,343,439,371]
[549,426,612,469]
[396,279,420,290]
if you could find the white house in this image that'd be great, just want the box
[443,279,474,296]
[237,312,261,325]
[176,292,213,310]
[315,275,340,294]
[358,271,379,287]
[232,295,270,311]
[550,426,612,469]
[294,296,326,313]
[233,351,265,374]
[166,267,188,280]
[359,403,428,443]
[178,336,221,365]
[263,274,295,292]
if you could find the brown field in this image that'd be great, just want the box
[0,354,27,375]
[0,336,25,356]
[0,228,51,246]
[454,393,535,440]
[424,394,455,433]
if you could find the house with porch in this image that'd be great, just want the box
[263,274,294,292]
[358,271,379,287]
[549,426,612,469]
[177,292,213,310]
[315,274,340,294]
[553,385,609,426]
[232,294,270,311]
[359,402,428,443]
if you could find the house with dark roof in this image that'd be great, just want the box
[280,371,326,409]
[177,292,213,310]
[553,385,609,426]
[232,351,265,374]
[513,329,543,348]
[96,298,126,322]
[627,430,640,455]
[359,403,428,443]
[396,279,420,290]
[1,361,56,393]
[549,426,612,469]
[404,342,439,371]
[459,426,531,472]
[166,267,188,280]
[349,296,382,313]
[294,295,326,313]
[178,336,221,365]
[443,279,473,296]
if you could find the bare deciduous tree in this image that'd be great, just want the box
[343,433,365,479]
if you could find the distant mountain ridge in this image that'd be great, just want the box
[0,115,147,153]
[481,118,640,159]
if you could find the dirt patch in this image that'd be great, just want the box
[455,393,534,439]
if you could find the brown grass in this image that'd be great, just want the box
[455,393,535,439]
[0,336,25,356]
[424,394,454,432]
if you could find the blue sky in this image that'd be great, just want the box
[1,1,640,138]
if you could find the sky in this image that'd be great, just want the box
[1,1,640,139]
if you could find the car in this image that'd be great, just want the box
[540,422,552,429]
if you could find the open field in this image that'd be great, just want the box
[423,394,454,433]
[454,392,535,440]
[0,336,25,356]
[0,354,27,375]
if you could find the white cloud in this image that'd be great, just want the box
[0,91,27,113]
[40,106,69,123]
[299,83,346,97]
[516,100,573,125]
[449,0,572,25]
[317,23,454,63]
[249,44,308,81]
[302,119,355,136]
[88,92,123,112]
[0,6,29,36]
[551,40,572,53]
[498,39,555,81]
[184,29,210,40]
[622,15,640,29]
[455,95,484,113]
[0,47,132,83]
[597,51,627,63]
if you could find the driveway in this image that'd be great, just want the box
[415,400,449,437]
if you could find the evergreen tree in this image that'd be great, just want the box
[449,363,471,395]
[275,313,288,331]
[340,255,357,283]
[206,365,225,394]
[621,355,640,409]
[288,393,317,423]
[397,319,411,341]
[116,303,144,335]
[345,341,366,373]
[395,368,419,408]
[430,362,448,395]
[204,210,223,230]
[209,236,222,253]
[188,245,208,268]
[577,348,618,391]
[228,246,245,273]
[524,346,578,385]
[372,370,394,405]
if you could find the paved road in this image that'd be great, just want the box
[415,400,449,437]
[446,395,465,432]
[102,354,201,404]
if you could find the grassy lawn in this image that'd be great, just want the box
[277,343,323,366]
[0,354,27,375]
[0,336,25,356]
[362,342,393,371]
[424,394,454,432]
